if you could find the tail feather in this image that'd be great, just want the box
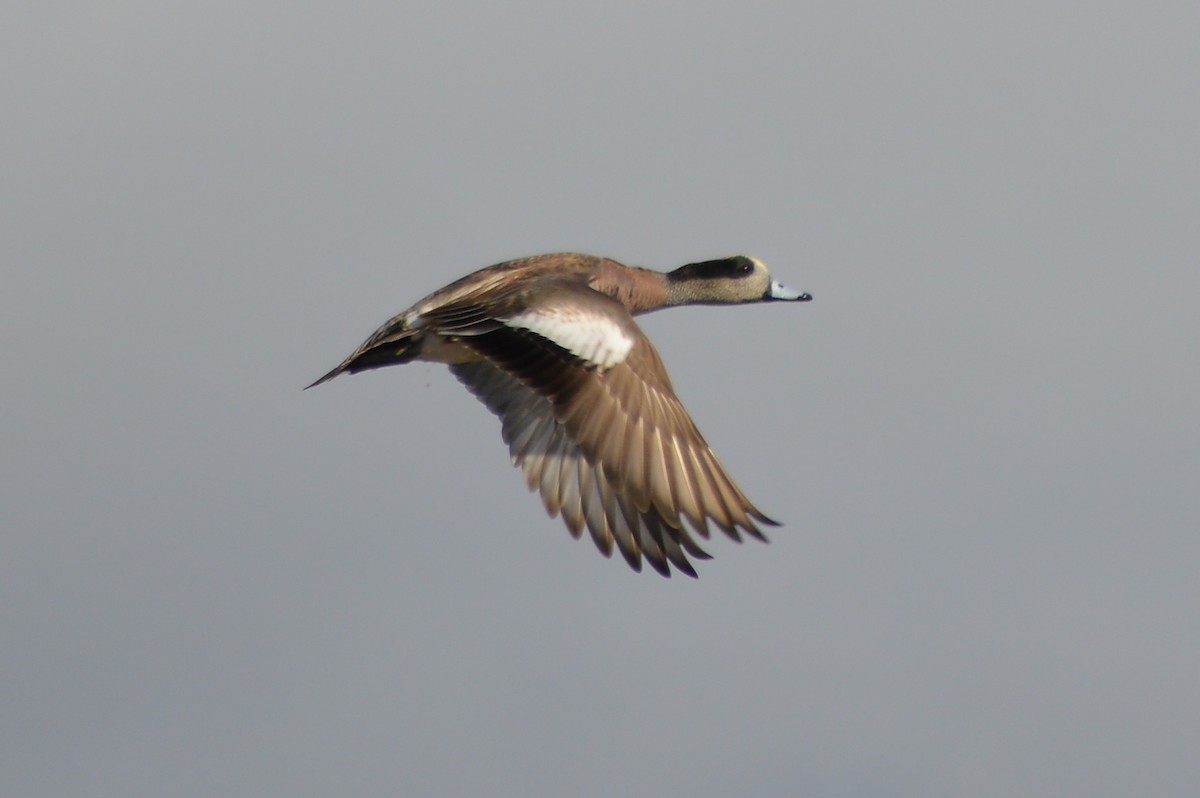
[306,319,420,389]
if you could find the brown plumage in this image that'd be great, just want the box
[309,252,811,576]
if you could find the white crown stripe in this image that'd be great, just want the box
[503,308,634,369]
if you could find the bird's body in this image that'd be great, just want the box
[310,252,811,576]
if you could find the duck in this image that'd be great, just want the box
[308,252,812,577]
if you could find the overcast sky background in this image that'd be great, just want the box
[4,3,1198,797]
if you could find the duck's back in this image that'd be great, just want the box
[409,253,606,319]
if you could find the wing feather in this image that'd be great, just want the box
[449,281,775,575]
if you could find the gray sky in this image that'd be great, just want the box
[4,3,1198,796]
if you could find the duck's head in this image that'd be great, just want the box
[666,256,812,306]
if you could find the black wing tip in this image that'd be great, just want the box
[745,527,770,543]
[753,510,782,528]
[646,559,672,578]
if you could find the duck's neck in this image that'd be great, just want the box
[591,259,670,315]
[662,276,714,307]
[661,269,741,308]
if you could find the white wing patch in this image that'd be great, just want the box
[503,307,634,368]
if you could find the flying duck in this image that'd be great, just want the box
[309,253,812,576]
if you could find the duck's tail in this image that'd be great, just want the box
[305,317,421,389]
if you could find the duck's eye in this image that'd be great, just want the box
[736,260,754,275]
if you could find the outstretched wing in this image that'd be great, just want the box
[443,281,776,575]
[452,359,709,576]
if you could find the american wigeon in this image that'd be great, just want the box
[310,253,812,576]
